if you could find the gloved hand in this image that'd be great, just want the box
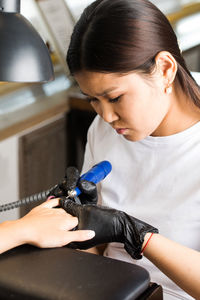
[60,199,159,260]
[48,167,98,204]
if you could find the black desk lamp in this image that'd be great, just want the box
[0,0,54,82]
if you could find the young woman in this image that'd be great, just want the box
[63,0,200,299]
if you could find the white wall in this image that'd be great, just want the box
[0,136,20,222]
[0,114,67,223]
[65,0,94,19]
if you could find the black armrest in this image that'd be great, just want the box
[0,245,162,300]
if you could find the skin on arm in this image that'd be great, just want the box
[0,198,95,254]
[81,244,107,255]
[143,233,200,299]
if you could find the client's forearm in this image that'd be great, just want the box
[0,220,26,254]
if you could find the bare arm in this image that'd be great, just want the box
[81,244,107,255]
[60,200,200,298]
[0,198,95,254]
[143,233,200,299]
[86,235,200,297]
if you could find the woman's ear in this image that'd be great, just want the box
[155,51,178,94]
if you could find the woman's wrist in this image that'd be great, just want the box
[0,219,27,254]
[15,217,37,246]
[142,232,152,248]
[141,232,155,254]
[9,219,29,246]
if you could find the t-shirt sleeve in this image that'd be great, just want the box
[81,119,96,175]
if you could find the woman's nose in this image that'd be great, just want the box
[101,103,119,123]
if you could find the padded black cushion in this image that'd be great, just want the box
[0,245,150,300]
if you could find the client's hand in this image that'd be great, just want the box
[48,167,97,204]
[60,199,158,260]
[19,198,95,248]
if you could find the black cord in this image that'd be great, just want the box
[0,190,50,212]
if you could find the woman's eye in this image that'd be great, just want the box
[86,97,98,103]
[109,96,121,103]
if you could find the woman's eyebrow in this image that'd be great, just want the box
[80,87,118,97]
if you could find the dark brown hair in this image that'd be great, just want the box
[67,0,200,107]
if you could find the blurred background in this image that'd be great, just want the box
[0,0,200,222]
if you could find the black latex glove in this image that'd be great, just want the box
[48,167,98,204]
[60,199,158,260]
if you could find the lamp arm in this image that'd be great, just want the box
[0,0,20,13]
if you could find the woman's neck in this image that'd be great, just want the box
[152,87,200,137]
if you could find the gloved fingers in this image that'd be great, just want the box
[65,167,80,191]
[78,179,97,195]
[47,183,66,198]
[59,198,81,217]
[67,206,119,249]
[78,180,98,204]
[47,166,80,198]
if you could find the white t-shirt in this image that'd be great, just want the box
[82,115,200,300]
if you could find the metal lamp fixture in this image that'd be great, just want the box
[0,0,54,82]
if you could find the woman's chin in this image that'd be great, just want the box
[123,133,147,142]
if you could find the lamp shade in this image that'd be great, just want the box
[0,2,54,82]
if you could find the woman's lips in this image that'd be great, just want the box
[116,128,128,135]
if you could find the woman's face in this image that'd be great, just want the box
[75,71,171,141]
